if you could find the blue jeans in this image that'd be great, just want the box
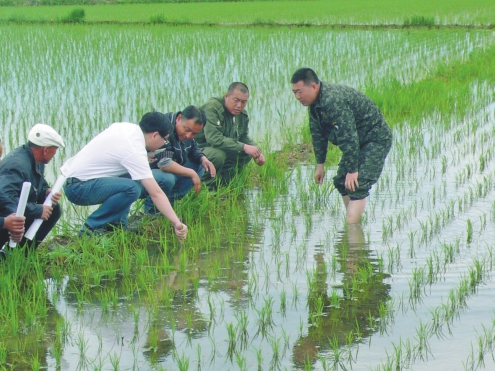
[64,176,142,230]
[144,161,204,212]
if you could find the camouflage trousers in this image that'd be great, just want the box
[333,140,392,200]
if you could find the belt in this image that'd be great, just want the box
[66,177,82,185]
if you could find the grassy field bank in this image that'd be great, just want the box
[1,0,495,25]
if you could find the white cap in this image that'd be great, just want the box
[28,124,65,148]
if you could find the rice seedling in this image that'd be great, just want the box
[1,8,495,370]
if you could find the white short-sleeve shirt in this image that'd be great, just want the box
[61,123,153,181]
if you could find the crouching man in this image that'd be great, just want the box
[0,124,64,251]
[61,112,187,239]
[145,106,216,213]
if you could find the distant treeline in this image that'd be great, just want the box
[1,0,286,5]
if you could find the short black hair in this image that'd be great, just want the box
[227,82,249,95]
[291,68,320,86]
[180,106,206,126]
[139,111,172,138]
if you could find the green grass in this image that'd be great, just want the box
[0,0,494,25]
[2,13,495,369]
[403,14,435,27]
[2,0,291,4]
[59,7,85,22]
[364,38,495,128]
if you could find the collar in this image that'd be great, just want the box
[23,143,43,175]
[221,97,234,118]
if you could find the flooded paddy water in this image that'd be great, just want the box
[1,24,495,370]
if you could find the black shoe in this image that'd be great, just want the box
[123,223,141,234]
[78,223,108,237]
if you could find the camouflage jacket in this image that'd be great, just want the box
[196,96,256,155]
[309,82,392,172]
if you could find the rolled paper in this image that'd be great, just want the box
[9,182,31,248]
[25,175,66,241]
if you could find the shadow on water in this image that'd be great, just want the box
[292,224,391,369]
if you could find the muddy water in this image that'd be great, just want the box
[5,98,493,370]
[2,25,495,370]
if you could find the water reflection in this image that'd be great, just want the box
[292,224,391,368]
[2,304,63,370]
[42,214,261,369]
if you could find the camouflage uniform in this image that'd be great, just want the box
[196,96,256,187]
[309,83,392,199]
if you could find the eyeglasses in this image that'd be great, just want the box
[159,132,169,145]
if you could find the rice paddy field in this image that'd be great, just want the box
[2,4,495,371]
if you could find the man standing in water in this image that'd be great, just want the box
[196,82,265,189]
[291,68,392,224]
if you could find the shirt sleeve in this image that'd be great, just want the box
[157,157,173,169]
[310,113,329,164]
[187,140,205,164]
[0,167,44,219]
[238,115,257,147]
[121,149,153,180]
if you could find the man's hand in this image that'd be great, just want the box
[50,191,62,206]
[191,172,201,194]
[41,205,53,220]
[314,164,325,184]
[148,154,158,164]
[3,214,25,233]
[345,172,359,192]
[254,153,266,166]
[4,214,25,242]
[243,144,262,159]
[201,157,216,178]
[174,222,188,241]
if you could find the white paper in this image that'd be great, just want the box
[9,182,31,248]
[24,175,66,241]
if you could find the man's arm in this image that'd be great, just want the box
[187,140,206,164]
[329,107,359,173]
[321,92,360,173]
[238,114,257,146]
[160,162,201,194]
[236,114,264,163]
[0,168,44,219]
[140,178,187,239]
[309,116,329,165]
